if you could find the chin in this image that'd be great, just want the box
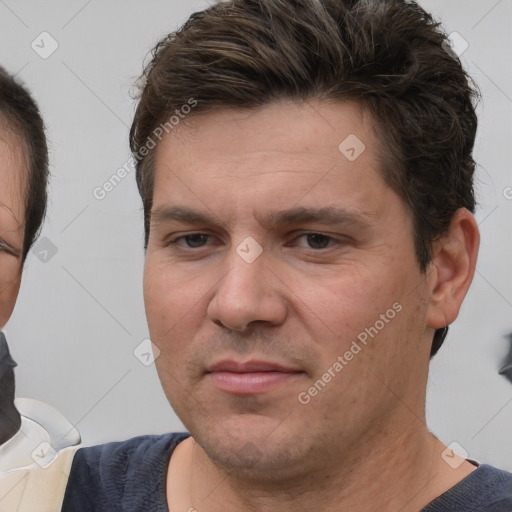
[186,413,309,478]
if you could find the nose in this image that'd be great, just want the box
[207,246,287,332]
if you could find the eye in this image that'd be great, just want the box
[292,233,338,250]
[0,238,22,258]
[168,232,342,251]
[172,233,211,248]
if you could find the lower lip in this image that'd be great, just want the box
[208,371,302,394]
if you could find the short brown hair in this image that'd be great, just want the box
[0,66,49,263]
[130,0,480,357]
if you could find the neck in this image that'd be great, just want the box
[173,411,476,512]
[0,403,21,445]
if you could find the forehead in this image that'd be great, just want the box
[0,122,26,231]
[156,99,375,166]
[151,99,395,220]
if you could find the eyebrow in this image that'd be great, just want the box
[0,237,22,258]
[150,205,376,230]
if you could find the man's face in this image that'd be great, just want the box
[0,125,24,329]
[144,100,434,477]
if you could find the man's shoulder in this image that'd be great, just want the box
[475,464,512,510]
[423,463,512,512]
[61,431,190,512]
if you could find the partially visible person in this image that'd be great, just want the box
[0,65,80,511]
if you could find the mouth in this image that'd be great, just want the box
[205,359,304,394]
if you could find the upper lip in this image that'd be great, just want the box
[207,359,301,373]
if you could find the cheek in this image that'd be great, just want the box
[288,261,418,381]
[0,268,21,328]
[289,267,396,338]
[143,257,209,350]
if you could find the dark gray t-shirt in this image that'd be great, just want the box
[61,433,512,511]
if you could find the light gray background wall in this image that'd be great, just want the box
[1,1,511,469]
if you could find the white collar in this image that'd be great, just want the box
[0,416,53,473]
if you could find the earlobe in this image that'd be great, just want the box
[426,208,480,330]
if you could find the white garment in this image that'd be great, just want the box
[0,445,79,512]
[0,398,81,475]
[0,417,53,473]
[0,400,81,511]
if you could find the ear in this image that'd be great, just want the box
[426,208,480,330]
